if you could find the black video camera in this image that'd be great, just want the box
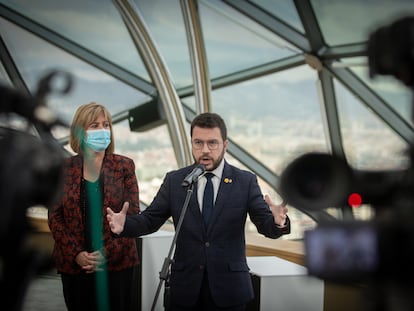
[279,151,414,284]
[279,16,414,286]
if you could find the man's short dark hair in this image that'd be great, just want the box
[190,112,227,141]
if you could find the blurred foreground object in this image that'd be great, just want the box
[279,16,414,311]
[0,70,70,311]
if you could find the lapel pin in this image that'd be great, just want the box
[224,178,232,184]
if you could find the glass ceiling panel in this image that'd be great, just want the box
[208,65,328,175]
[225,153,314,240]
[249,0,305,34]
[113,120,177,206]
[0,0,150,82]
[311,0,414,46]
[134,0,193,88]
[1,17,151,139]
[335,79,409,170]
[343,57,413,126]
[199,0,300,78]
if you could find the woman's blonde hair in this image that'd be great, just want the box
[70,102,114,154]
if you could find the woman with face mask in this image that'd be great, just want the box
[48,102,140,311]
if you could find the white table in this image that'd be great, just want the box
[247,256,324,311]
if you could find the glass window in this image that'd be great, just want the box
[250,0,305,33]
[113,120,178,205]
[209,65,329,175]
[133,0,193,88]
[1,0,150,81]
[344,57,413,126]
[199,0,300,79]
[3,0,413,247]
[1,17,151,139]
[335,79,409,170]
[226,153,315,240]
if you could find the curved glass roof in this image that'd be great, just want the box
[1,0,414,240]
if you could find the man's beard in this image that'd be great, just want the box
[193,149,225,171]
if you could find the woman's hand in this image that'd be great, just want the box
[75,250,106,273]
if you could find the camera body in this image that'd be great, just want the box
[304,221,379,282]
[280,151,414,284]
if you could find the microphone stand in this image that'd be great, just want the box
[150,182,195,311]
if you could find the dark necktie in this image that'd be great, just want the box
[202,173,214,226]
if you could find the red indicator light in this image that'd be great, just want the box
[348,192,362,207]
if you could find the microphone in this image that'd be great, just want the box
[181,164,206,187]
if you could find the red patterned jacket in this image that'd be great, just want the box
[48,154,140,274]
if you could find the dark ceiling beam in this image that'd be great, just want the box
[210,54,305,89]
[318,69,346,159]
[223,0,310,51]
[0,34,29,94]
[0,4,156,96]
[293,0,324,53]
[293,0,348,162]
[328,66,414,143]
[321,43,367,60]
[177,54,305,97]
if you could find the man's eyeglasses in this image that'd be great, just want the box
[192,139,221,150]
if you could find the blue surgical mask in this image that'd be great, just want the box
[84,129,111,152]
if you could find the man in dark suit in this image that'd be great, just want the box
[107,112,290,310]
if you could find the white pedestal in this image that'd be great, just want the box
[138,230,174,311]
[247,256,324,311]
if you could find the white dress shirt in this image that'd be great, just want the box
[197,159,224,212]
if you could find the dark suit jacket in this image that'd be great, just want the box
[48,154,140,274]
[122,161,290,308]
